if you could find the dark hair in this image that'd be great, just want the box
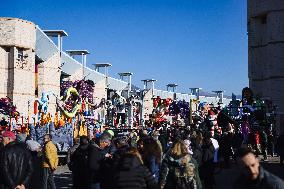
[80,136,89,145]
[45,134,52,140]
[99,134,111,143]
[236,147,255,158]
[142,137,162,164]
[242,87,254,105]
[114,137,128,148]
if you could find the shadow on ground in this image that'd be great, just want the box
[55,171,73,189]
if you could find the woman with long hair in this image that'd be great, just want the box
[142,137,162,182]
[159,140,202,189]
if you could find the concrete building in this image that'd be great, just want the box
[0,17,231,124]
[248,0,284,133]
[0,18,36,116]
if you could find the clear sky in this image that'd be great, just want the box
[1,0,248,95]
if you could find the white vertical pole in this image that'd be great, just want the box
[82,53,84,78]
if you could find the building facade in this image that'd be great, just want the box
[248,0,284,133]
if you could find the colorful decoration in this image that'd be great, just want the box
[36,92,51,114]
[152,97,173,123]
[0,97,19,117]
[169,100,189,119]
[58,80,95,118]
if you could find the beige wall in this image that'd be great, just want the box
[0,18,36,116]
[38,52,61,115]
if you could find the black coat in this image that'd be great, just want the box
[88,144,104,184]
[71,144,90,189]
[29,151,42,189]
[112,155,158,189]
[0,142,33,189]
[100,145,129,189]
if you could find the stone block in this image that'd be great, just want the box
[248,0,284,18]
[0,17,36,49]
[267,11,284,42]
[266,43,284,77]
[248,17,268,47]
[248,46,267,79]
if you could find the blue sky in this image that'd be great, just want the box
[1,0,248,95]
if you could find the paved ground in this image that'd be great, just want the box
[55,156,284,189]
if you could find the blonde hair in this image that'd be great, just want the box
[170,140,189,159]
[170,140,195,178]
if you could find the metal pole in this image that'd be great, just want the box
[82,53,84,78]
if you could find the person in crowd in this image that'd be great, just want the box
[234,147,284,189]
[112,147,158,189]
[113,136,130,158]
[71,136,90,189]
[219,131,234,168]
[0,131,33,189]
[152,130,163,153]
[192,131,203,166]
[67,137,80,171]
[141,137,162,182]
[88,136,104,189]
[266,125,275,157]
[100,137,130,189]
[260,129,268,161]
[26,139,42,189]
[199,132,215,189]
[99,133,116,157]
[42,134,58,189]
[16,133,27,144]
[159,139,202,189]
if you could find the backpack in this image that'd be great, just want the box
[171,163,197,189]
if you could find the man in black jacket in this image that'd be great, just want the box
[88,139,104,189]
[234,147,284,189]
[0,131,33,189]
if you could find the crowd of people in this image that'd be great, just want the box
[0,131,58,189]
[1,88,284,189]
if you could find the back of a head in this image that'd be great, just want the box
[99,134,111,143]
[114,136,128,149]
[80,136,89,145]
[123,147,143,164]
[16,133,27,143]
[170,140,189,159]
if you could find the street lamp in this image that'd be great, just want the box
[140,79,157,127]
[167,83,178,92]
[189,88,202,100]
[212,90,224,104]
[94,63,112,88]
[118,72,134,128]
[118,72,133,98]
[66,50,90,79]
[43,30,68,55]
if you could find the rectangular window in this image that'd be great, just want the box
[18,48,24,61]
